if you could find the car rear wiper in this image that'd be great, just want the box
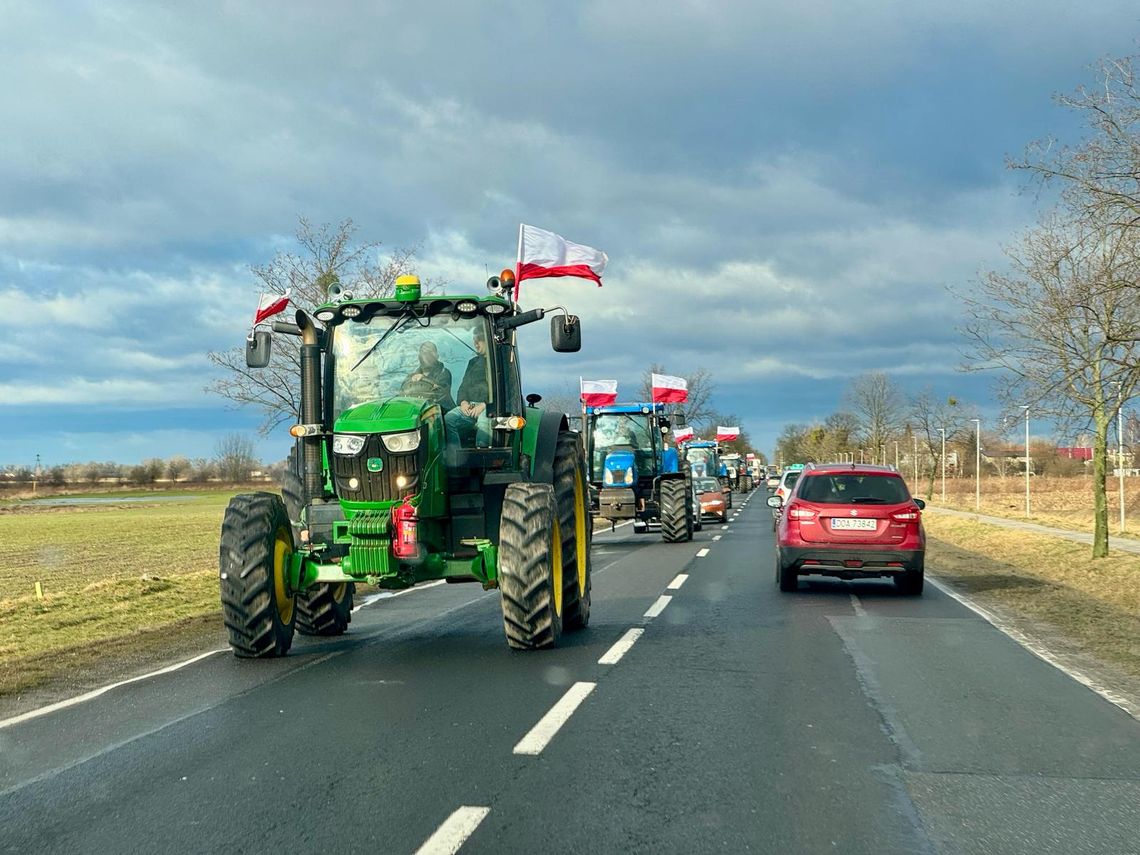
[850,497,888,504]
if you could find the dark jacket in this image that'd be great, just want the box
[457,355,489,405]
[406,361,455,411]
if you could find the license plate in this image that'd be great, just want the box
[830,518,877,531]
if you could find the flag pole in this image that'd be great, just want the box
[514,223,524,303]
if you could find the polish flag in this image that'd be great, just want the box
[673,426,695,443]
[651,373,688,404]
[580,379,618,407]
[254,290,291,325]
[716,426,741,442]
[515,224,608,299]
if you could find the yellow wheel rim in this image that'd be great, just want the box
[273,526,295,625]
[552,514,563,617]
[573,465,588,591]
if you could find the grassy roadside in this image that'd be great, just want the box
[923,514,1140,678]
[0,491,235,696]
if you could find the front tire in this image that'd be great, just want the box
[660,478,692,543]
[554,432,592,631]
[498,482,564,649]
[283,443,354,637]
[219,492,297,657]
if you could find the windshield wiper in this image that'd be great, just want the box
[850,496,888,504]
[351,310,412,373]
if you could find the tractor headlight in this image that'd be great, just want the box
[604,468,634,486]
[624,469,634,485]
[381,430,421,453]
[333,434,366,455]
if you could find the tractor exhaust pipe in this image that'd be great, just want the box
[296,311,324,501]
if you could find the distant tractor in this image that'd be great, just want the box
[585,402,695,541]
[683,440,732,508]
[219,271,593,656]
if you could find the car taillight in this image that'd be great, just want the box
[787,504,816,521]
[891,510,920,521]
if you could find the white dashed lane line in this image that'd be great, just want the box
[513,682,597,755]
[415,806,491,855]
[696,548,710,558]
[712,535,722,541]
[667,574,689,590]
[644,595,672,618]
[598,628,645,665]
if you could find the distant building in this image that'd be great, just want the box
[1056,447,1093,461]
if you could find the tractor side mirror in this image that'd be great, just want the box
[246,329,272,368]
[551,314,581,352]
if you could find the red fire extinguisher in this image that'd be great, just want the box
[391,496,420,561]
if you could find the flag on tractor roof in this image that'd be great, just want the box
[716,426,741,442]
[580,379,618,407]
[673,425,695,443]
[254,290,291,325]
[515,224,607,299]
[651,373,688,404]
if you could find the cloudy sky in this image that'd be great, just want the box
[3,1,1138,467]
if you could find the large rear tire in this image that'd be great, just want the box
[498,482,564,649]
[219,492,297,657]
[660,478,692,543]
[554,432,592,631]
[282,443,355,636]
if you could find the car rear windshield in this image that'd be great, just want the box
[797,473,910,504]
[695,478,720,492]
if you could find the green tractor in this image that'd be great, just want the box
[219,271,592,656]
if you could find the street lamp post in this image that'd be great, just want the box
[939,428,946,503]
[1022,405,1030,518]
[1119,399,1126,533]
[913,434,919,488]
[971,418,981,511]
[894,441,899,471]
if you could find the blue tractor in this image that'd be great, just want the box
[683,439,732,508]
[585,403,695,541]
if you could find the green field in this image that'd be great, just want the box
[0,490,236,695]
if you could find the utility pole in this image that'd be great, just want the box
[939,428,946,503]
[913,434,918,487]
[33,453,41,495]
[1022,406,1030,518]
[894,441,899,471]
[972,418,982,511]
[1119,396,1126,533]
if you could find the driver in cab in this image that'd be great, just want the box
[403,341,456,412]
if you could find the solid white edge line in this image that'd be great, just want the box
[415,806,491,855]
[667,574,689,590]
[351,578,446,613]
[696,548,710,557]
[598,628,645,665]
[644,594,672,618]
[927,576,1140,721]
[513,682,597,755]
[0,648,226,731]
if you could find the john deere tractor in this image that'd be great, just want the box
[219,272,592,656]
[585,402,695,542]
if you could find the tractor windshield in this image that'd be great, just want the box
[686,447,715,477]
[331,312,491,418]
[591,414,656,477]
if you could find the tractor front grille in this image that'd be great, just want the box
[332,434,422,503]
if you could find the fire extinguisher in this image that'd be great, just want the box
[391,496,421,561]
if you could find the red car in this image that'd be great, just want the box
[768,463,925,594]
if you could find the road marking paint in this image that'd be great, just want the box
[721,526,730,531]
[849,593,867,617]
[513,682,597,755]
[0,648,226,731]
[598,628,645,665]
[644,595,672,618]
[415,806,491,855]
[712,535,722,541]
[667,574,689,590]
[352,579,446,613]
[928,576,1140,721]
[696,548,710,558]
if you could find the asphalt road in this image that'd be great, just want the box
[2,493,1138,854]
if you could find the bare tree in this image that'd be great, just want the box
[214,434,259,483]
[207,218,422,433]
[963,206,1140,557]
[908,390,973,500]
[845,372,903,464]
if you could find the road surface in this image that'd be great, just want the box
[2,494,1138,854]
